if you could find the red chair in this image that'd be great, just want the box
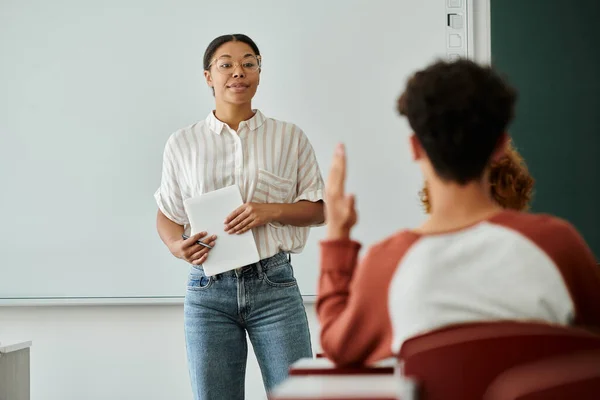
[484,349,600,399]
[399,321,600,400]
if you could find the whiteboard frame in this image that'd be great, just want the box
[1,0,485,306]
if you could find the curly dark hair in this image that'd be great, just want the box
[419,139,535,213]
[397,59,518,184]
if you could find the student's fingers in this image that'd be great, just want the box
[345,194,355,212]
[346,194,358,226]
[327,143,347,197]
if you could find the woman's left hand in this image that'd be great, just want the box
[224,203,277,234]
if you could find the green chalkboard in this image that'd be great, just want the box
[491,0,600,258]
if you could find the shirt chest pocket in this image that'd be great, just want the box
[252,169,295,216]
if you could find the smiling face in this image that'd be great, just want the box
[204,41,260,107]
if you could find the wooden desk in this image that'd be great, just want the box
[0,341,32,400]
[289,357,396,376]
[269,374,416,400]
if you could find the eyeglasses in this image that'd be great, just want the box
[208,55,262,75]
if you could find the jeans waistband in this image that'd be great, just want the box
[208,252,290,280]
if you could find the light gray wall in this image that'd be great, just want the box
[0,1,490,399]
[0,305,321,400]
[0,0,456,300]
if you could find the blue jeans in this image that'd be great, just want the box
[184,252,313,400]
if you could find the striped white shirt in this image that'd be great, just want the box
[155,110,325,260]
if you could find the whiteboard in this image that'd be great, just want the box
[0,0,475,303]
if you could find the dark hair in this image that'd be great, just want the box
[203,34,261,71]
[397,59,517,184]
[419,139,534,213]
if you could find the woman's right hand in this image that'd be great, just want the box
[169,231,217,265]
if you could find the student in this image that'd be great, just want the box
[420,139,534,213]
[317,59,600,367]
[155,34,325,399]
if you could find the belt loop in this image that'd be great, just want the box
[256,261,263,279]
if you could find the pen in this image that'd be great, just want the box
[182,234,213,249]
